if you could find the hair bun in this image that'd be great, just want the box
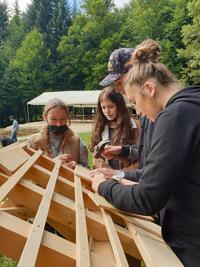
[132,39,161,64]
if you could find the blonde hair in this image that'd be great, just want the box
[42,98,71,124]
[124,39,177,88]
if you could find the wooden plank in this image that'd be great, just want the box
[87,191,154,222]
[100,208,129,267]
[47,218,76,242]
[0,141,27,153]
[0,146,30,175]
[75,176,91,267]
[90,239,116,267]
[24,164,97,211]
[88,191,168,242]
[18,160,61,267]
[74,165,92,183]
[25,146,75,180]
[0,210,76,267]
[126,222,183,267]
[122,215,162,241]
[0,211,114,267]
[0,149,42,202]
[0,206,34,220]
[0,172,140,259]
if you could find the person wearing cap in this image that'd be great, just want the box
[99,48,135,93]
[90,86,138,170]
[90,47,155,181]
[92,39,200,266]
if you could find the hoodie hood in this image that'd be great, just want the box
[167,85,200,107]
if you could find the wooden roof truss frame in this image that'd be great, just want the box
[0,143,183,267]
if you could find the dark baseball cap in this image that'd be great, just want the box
[99,48,134,87]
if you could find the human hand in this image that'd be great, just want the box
[90,167,118,179]
[54,154,72,164]
[64,160,77,169]
[102,145,122,159]
[91,174,107,192]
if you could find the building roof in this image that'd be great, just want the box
[27,90,132,107]
[27,90,102,107]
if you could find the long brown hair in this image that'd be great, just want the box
[90,87,133,151]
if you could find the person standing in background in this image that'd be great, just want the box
[9,115,19,142]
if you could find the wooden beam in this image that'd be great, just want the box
[24,164,97,211]
[87,191,153,222]
[75,176,91,267]
[18,160,61,267]
[0,211,76,267]
[0,211,115,267]
[0,150,42,202]
[75,165,92,183]
[24,146,74,180]
[47,218,76,242]
[0,146,30,175]
[100,208,128,267]
[0,141,27,153]
[90,239,116,267]
[88,192,162,240]
[126,222,183,267]
[0,173,140,259]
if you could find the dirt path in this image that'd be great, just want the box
[0,121,93,140]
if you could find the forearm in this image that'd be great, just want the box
[124,168,143,182]
[98,180,156,215]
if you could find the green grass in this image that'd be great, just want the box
[0,256,16,267]
[79,132,93,169]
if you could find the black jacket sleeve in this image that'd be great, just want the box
[120,144,138,161]
[124,168,143,182]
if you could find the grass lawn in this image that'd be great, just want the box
[0,256,17,267]
[79,132,93,168]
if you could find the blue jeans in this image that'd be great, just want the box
[11,131,17,142]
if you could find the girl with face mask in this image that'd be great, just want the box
[28,98,88,169]
[90,87,138,169]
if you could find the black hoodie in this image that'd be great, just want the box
[98,86,200,257]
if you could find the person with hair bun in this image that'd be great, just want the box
[92,39,200,266]
[28,98,88,169]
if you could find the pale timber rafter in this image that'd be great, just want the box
[0,145,183,267]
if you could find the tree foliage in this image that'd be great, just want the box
[178,0,200,84]
[58,0,126,90]
[0,0,199,126]
[0,0,9,46]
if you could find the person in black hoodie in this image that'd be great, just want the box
[92,39,200,267]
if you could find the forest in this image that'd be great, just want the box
[0,0,199,126]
